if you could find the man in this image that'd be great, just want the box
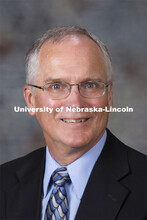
[0,26,146,220]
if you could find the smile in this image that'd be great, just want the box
[61,118,89,123]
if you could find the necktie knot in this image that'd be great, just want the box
[52,167,70,187]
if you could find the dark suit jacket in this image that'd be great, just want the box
[0,129,147,220]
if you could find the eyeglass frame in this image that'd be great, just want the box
[27,80,112,99]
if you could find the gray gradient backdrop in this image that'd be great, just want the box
[0,0,147,164]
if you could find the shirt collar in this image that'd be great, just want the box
[43,130,107,199]
[43,148,61,198]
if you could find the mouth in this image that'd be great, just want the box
[61,118,89,123]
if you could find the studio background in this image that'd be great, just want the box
[0,0,147,164]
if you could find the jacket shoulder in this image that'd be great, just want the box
[0,147,46,170]
[0,147,46,219]
[0,147,46,188]
[106,129,147,175]
[107,128,147,158]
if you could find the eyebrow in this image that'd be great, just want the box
[44,77,64,83]
[44,77,103,84]
[80,77,103,82]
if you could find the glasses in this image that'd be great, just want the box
[28,80,111,99]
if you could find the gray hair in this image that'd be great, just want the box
[25,26,113,84]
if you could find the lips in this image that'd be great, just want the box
[61,118,89,123]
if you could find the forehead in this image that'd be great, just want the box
[37,35,107,82]
[39,34,103,57]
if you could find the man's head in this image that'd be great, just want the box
[24,26,113,165]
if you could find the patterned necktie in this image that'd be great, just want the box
[45,167,70,220]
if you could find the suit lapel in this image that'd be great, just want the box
[5,148,46,220]
[76,129,130,219]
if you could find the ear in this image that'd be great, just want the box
[108,82,113,109]
[23,85,36,116]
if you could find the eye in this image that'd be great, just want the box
[86,82,96,89]
[52,83,61,90]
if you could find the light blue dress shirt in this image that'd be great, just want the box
[41,130,107,220]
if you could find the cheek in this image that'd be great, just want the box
[34,94,63,112]
[88,96,108,108]
[90,96,109,126]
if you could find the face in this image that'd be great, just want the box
[24,35,113,156]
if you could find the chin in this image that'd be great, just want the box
[62,136,91,149]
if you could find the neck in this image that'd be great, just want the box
[47,143,93,166]
[44,131,105,166]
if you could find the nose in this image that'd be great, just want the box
[66,84,84,107]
